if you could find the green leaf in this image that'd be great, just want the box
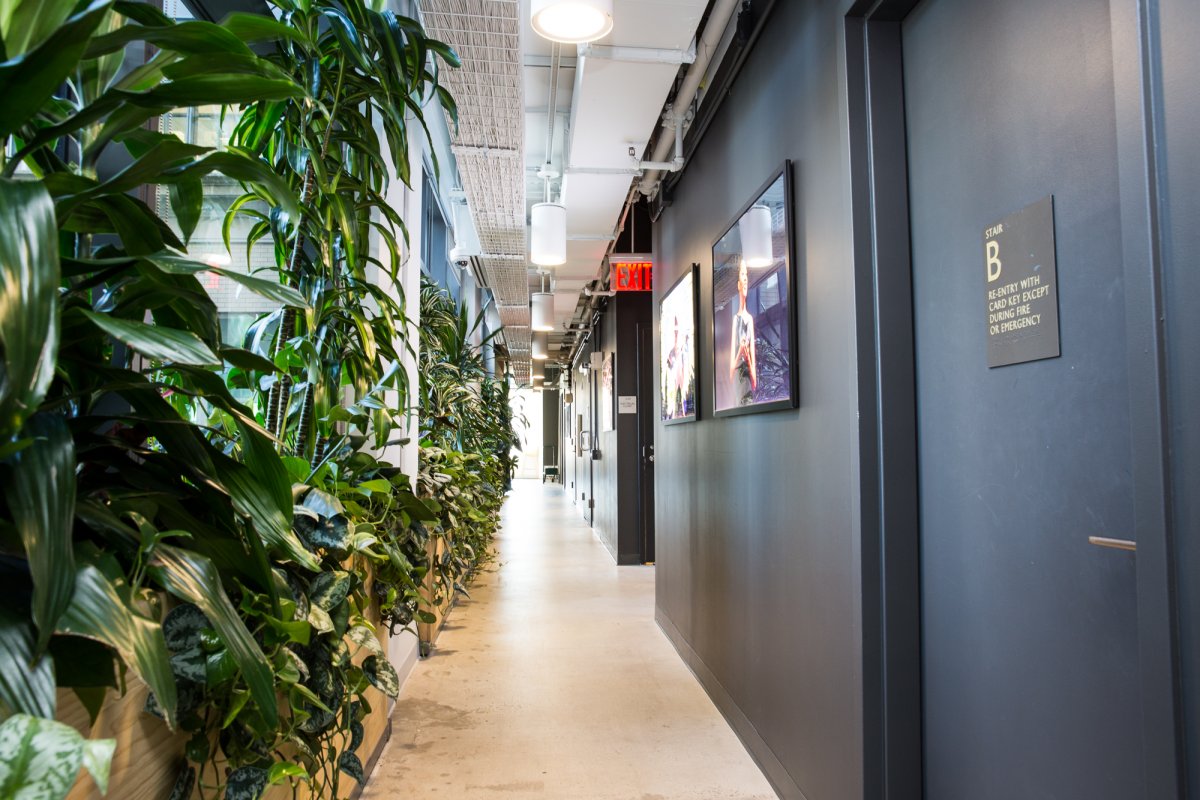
[221,13,306,45]
[49,636,116,691]
[223,766,267,800]
[167,765,195,800]
[80,738,116,795]
[162,603,209,654]
[308,571,350,612]
[234,419,292,523]
[148,545,278,729]
[362,654,399,698]
[81,311,221,367]
[0,0,114,140]
[266,761,306,785]
[337,751,364,785]
[84,19,253,58]
[57,561,178,729]
[347,624,383,655]
[220,346,277,374]
[0,714,115,800]
[212,452,320,570]
[0,0,78,57]
[144,253,308,309]
[2,414,76,652]
[169,179,203,245]
[0,179,60,439]
[0,601,56,719]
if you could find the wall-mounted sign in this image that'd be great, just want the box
[983,196,1061,368]
[618,395,638,414]
[613,261,653,291]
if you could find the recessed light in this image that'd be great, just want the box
[531,0,614,45]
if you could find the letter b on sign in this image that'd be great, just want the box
[986,240,1002,283]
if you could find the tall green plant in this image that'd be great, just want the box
[416,278,521,611]
[229,0,459,470]
[0,1,456,798]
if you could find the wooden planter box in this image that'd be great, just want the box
[415,535,456,655]
[60,602,395,799]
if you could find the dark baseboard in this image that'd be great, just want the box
[350,717,392,800]
[655,609,809,800]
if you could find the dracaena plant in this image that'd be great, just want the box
[227,0,459,471]
[0,1,455,798]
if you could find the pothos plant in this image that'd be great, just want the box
[0,1,457,798]
[415,279,521,618]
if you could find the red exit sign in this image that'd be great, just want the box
[613,261,653,291]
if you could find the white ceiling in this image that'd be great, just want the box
[424,0,710,374]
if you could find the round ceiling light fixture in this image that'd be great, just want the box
[530,202,567,266]
[531,0,614,44]
[532,330,549,360]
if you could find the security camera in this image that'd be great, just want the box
[449,245,470,268]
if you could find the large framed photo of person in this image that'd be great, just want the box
[710,161,797,417]
[660,265,698,424]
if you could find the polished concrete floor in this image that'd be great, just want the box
[363,480,777,800]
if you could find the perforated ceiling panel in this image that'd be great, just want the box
[423,0,530,315]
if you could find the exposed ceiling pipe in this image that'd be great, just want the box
[638,0,741,197]
[576,43,697,65]
[541,43,562,202]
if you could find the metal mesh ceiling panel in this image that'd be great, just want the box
[423,0,529,317]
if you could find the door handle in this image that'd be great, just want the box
[1088,536,1136,552]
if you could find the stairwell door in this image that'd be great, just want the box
[903,0,1167,796]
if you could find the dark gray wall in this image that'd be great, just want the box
[654,1,863,797]
[541,387,560,469]
[655,0,1199,798]
[1161,0,1200,791]
[592,293,652,564]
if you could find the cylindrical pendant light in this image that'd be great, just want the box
[531,0,614,44]
[531,359,545,383]
[739,204,774,268]
[531,330,549,360]
[531,291,555,332]
[531,202,567,266]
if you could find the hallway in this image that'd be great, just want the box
[363,481,777,800]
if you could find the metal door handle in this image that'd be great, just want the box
[1088,536,1136,552]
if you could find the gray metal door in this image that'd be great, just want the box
[903,0,1148,796]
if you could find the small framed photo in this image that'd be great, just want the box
[659,264,699,424]
[710,161,798,417]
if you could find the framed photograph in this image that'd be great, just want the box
[659,265,699,424]
[600,352,615,432]
[710,161,798,417]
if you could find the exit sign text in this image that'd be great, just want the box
[613,261,653,291]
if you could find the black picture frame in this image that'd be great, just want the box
[710,160,798,418]
[659,264,700,425]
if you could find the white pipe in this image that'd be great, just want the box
[638,0,741,196]
[576,43,696,65]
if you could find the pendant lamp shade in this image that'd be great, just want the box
[531,359,545,383]
[531,202,567,266]
[531,0,614,44]
[739,204,774,268]
[532,331,549,360]
[531,291,555,332]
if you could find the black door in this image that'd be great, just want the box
[903,0,1149,796]
[637,323,656,563]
